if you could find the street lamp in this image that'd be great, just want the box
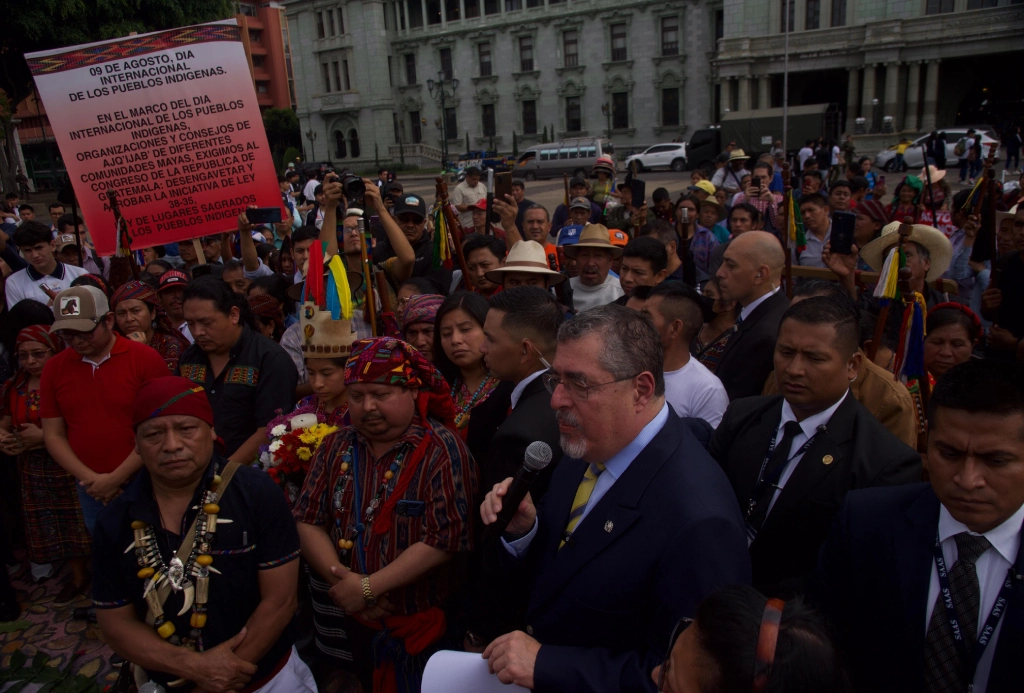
[427,71,459,170]
[305,129,318,163]
[600,103,612,142]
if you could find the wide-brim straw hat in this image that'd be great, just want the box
[860,221,953,282]
[919,165,947,184]
[728,149,749,162]
[485,240,566,285]
[561,223,623,259]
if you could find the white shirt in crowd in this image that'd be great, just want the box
[798,147,815,169]
[569,274,624,313]
[451,180,488,229]
[5,262,88,309]
[302,178,319,203]
[831,145,840,166]
[739,286,780,322]
[663,358,729,428]
[923,501,1024,693]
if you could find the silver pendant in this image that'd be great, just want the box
[168,556,186,592]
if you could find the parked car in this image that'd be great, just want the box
[625,143,688,173]
[515,138,614,180]
[874,129,1000,171]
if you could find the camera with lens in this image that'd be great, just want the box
[336,169,366,202]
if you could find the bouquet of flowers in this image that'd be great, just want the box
[258,407,338,504]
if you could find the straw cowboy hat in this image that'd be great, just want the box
[484,240,566,286]
[728,149,750,162]
[859,221,953,282]
[918,165,947,184]
[561,224,623,259]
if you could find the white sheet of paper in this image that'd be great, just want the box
[421,650,530,693]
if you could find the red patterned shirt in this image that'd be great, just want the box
[293,416,476,615]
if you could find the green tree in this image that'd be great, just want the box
[262,108,300,173]
[0,0,234,189]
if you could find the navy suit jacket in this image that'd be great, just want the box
[811,484,1024,693]
[500,408,751,693]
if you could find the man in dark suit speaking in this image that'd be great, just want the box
[479,305,750,693]
[711,295,920,595]
[812,360,1024,693]
[714,231,790,400]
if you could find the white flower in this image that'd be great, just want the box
[269,440,283,453]
[270,424,287,437]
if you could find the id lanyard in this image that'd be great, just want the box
[932,532,1014,689]
[744,422,818,521]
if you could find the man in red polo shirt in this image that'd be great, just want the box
[41,285,168,541]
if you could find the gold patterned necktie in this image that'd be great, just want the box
[560,462,606,549]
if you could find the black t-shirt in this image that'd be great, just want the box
[994,251,1024,338]
[92,458,300,690]
[177,326,298,455]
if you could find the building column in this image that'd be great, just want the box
[860,64,875,121]
[904,62,921,133]
[758,76,770,110]
[920,59,940,132]
[883,62,900,129]
[738,76,751,112]
[846,67,859,125]
[440,0,447,24]
[718,79,730,118]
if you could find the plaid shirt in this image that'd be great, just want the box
[730,191,782,232]
[690,225,720,278]
[293,416,476,615]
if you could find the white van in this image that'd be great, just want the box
[514,138,614,180]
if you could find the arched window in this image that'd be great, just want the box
[349,129,361,158]
[335,131,347,159]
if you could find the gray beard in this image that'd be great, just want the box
[559,433,587,460]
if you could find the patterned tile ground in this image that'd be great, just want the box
[1,558,118,689]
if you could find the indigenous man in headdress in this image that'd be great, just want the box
[92,376,314,693]
[294,337,477,692]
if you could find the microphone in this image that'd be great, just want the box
[483,441,553,544]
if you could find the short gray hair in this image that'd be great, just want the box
[557,305,665,396]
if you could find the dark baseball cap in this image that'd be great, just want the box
[393,194,427,220]
[569,177,587,188]
[158,269,189,293]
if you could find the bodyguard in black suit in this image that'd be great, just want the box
[479,306,750,693]
[468,288,565,644]
[711,296,920,595]
[812,360,1024,693]
[714,231,791,399]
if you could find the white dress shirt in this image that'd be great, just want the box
[505,404,671,555]
[739,286,780,322]
[510,369,546,410]
[923,502,1024,693]
[766,390,848,515]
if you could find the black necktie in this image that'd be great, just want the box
[746,420,803,535]
[923,532,992,693]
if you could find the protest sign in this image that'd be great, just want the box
[27,20,280,255]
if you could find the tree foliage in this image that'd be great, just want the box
[263,107,300,172]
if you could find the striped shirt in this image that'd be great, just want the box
[293,417,476,615]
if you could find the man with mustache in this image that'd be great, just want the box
[562,224,624,313]
[812,360,1024,692]
[293,338,476,692]
[92,377,313,693]
[479,305,749,692]
[710,295,919,596]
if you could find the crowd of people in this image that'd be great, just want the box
[0,140,1023,693]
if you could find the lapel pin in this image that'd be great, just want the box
[822,455,834,465]
[604,520,614,533]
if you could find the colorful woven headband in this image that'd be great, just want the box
[111,280,161,310]
[402,294,443,330]
[16,324,64,354]
[928,301,982,333]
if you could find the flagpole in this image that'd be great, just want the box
[782,0,790,158]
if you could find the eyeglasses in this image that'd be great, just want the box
[17,349,52,361]
[542,372,636,400]
[55,322,101,343]
[657,617,694,692]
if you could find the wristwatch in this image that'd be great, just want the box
[361,576,377,608]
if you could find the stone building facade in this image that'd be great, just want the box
[283,0,725,167]
[714,0,1024,135]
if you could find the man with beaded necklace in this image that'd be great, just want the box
[294,337,477,692]
[92,376,315,693]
